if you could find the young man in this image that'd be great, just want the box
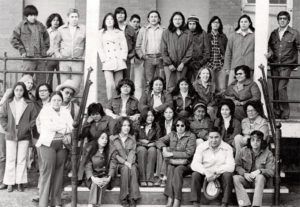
[129,14,141,33]
[233,130,275,207]
[54,8,86,89]
[186,15,210,81]
[10,5,50,86]
[268,11,300,119]
[190,127,235,207]
[114,7,137,79]
[56,79,80,120]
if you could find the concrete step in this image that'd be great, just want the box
[273,119,300,138]
[64,185,289,205]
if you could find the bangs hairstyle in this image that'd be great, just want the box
[187,21,203,34]
[46,13,64,28]
[113,117,134,135]
[171,78,197,97]
[139,108,157,126]
[235,14,255,32]
[147,10,161,24]
[130,14,141,22]
[234,65,251,79]
[24,5,38,17]
[196,66,213,82]
[114,7,127,21]
[8,82,29,100]
[149,77,166,91]
[87,102,105,117]
[35,83,53,101]
[102,13,120,31]
[50,91,63,101]
[172,116,190,132]
[216,99,235,118]
[116,79,135,96]
[246,130,268,150]
[207,16,224,34]
[168,11,186,32]
[277,11,290,21]
[243,100,266,118]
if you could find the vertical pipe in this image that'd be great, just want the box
[3,52,7,92]
[275,122,281,206]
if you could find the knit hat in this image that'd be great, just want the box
[187,15,199,23]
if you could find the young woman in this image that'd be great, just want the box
[193,67,217,120]
[36,91,73,207]
[234,130,275,207]
[214,99,241,148]
[105,79,140,122]
[155,106,176,186]
[0,82,38,192]
[189,103,213,146]
[110,117,140,207]
[224,14,255,85]
[84,132,117,207]
[46,13,64,87]
[138,77,173,115]
[161,11,193,92]
[234,100,269,155]
[136,109,160,186]
[224,65,261,120]
[186,15,210,81]
[206,16,228,92]
[156,117,196,207]
[98,13,128,100]
[171,78,198,117]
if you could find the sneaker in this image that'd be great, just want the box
[0,183,7,190]
[7,185,13,192]
[160,179,166,187]
[129,199,136,207]
[32,195,39,203]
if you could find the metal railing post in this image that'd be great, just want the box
[3,52,7,92]
[274,122,282,206]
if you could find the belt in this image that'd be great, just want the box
[146,54,162,58]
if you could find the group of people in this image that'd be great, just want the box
[0,3,298,207]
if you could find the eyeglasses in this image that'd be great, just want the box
[235,73,244,76]
[176,124,185,127]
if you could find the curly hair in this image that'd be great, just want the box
[87,102,106,116]
[115,79,135,96]
[113,117,134,135]
[46,13,64,29]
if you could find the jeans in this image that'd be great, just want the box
[144,55,163,88]
[233,174,266,207]
[46,60,60,88]
[137,146,157,182]
[133,58,145,100]
[164,66,188,92]
[22,59,47,86]
[3,140,29,185]
[271,67,292,118]
[0,133,5,184]
[103,70,124,100]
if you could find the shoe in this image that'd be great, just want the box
[193,202,200,207]
[17,184,24,192]
[129,199,136,207]
[140,181,147,187]
[147,181,154,187]
[121,199,129,207]
[7,185,13,192]
[32,195,39,203]
[0,183,7,190]
[221,203,228,207]
[166,197,173,207]
[173,199,180,207]
[160,179,166,187]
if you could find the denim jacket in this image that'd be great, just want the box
[107,95,139,117]
[10,20,50,57]
[235,147,275,178]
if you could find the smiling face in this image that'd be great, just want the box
[98,133,108,148]
[152,79,163,93]
[105,15,114,28]
[121,120,131,135]
[148,12,159,26]
[175,120,186,134]
[194,106,206,120]
[199,68,210,83]
[173,14,183,28]
[221,104,231,119]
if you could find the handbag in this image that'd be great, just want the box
[168,158,188,165]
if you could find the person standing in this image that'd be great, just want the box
[129,14,141,33]
[10,5,50,86]
[206,16,228,92]
[36,91,73,207]
[45,13,64,88]
[0,82,38,192]
[136,10,164,89]
[54,8,86,88]
[186,15,210,81]
[161,11,193,92]
[224,14,255,86]
[190,127,235,207]
[98,13,128,100]
[267,11,300,119]
[114,7,137,80]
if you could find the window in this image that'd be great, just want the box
[247,0,287,4]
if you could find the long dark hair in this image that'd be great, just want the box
[246,130,268,150]
[235,14,255,32]
[102,13,120,31]
[35,83,53,101]
[168,11,186,32]
[46,13,64,29]
[216,99,236,135]
[8,82,29,100]
[87,102,106,117]
[207,16,224,34]
[244,100,267,119]
[172,116,190,132]
[113,117,134,135]
[187,21,203,34]
[171,78,197,97]
[139,108,157,126]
